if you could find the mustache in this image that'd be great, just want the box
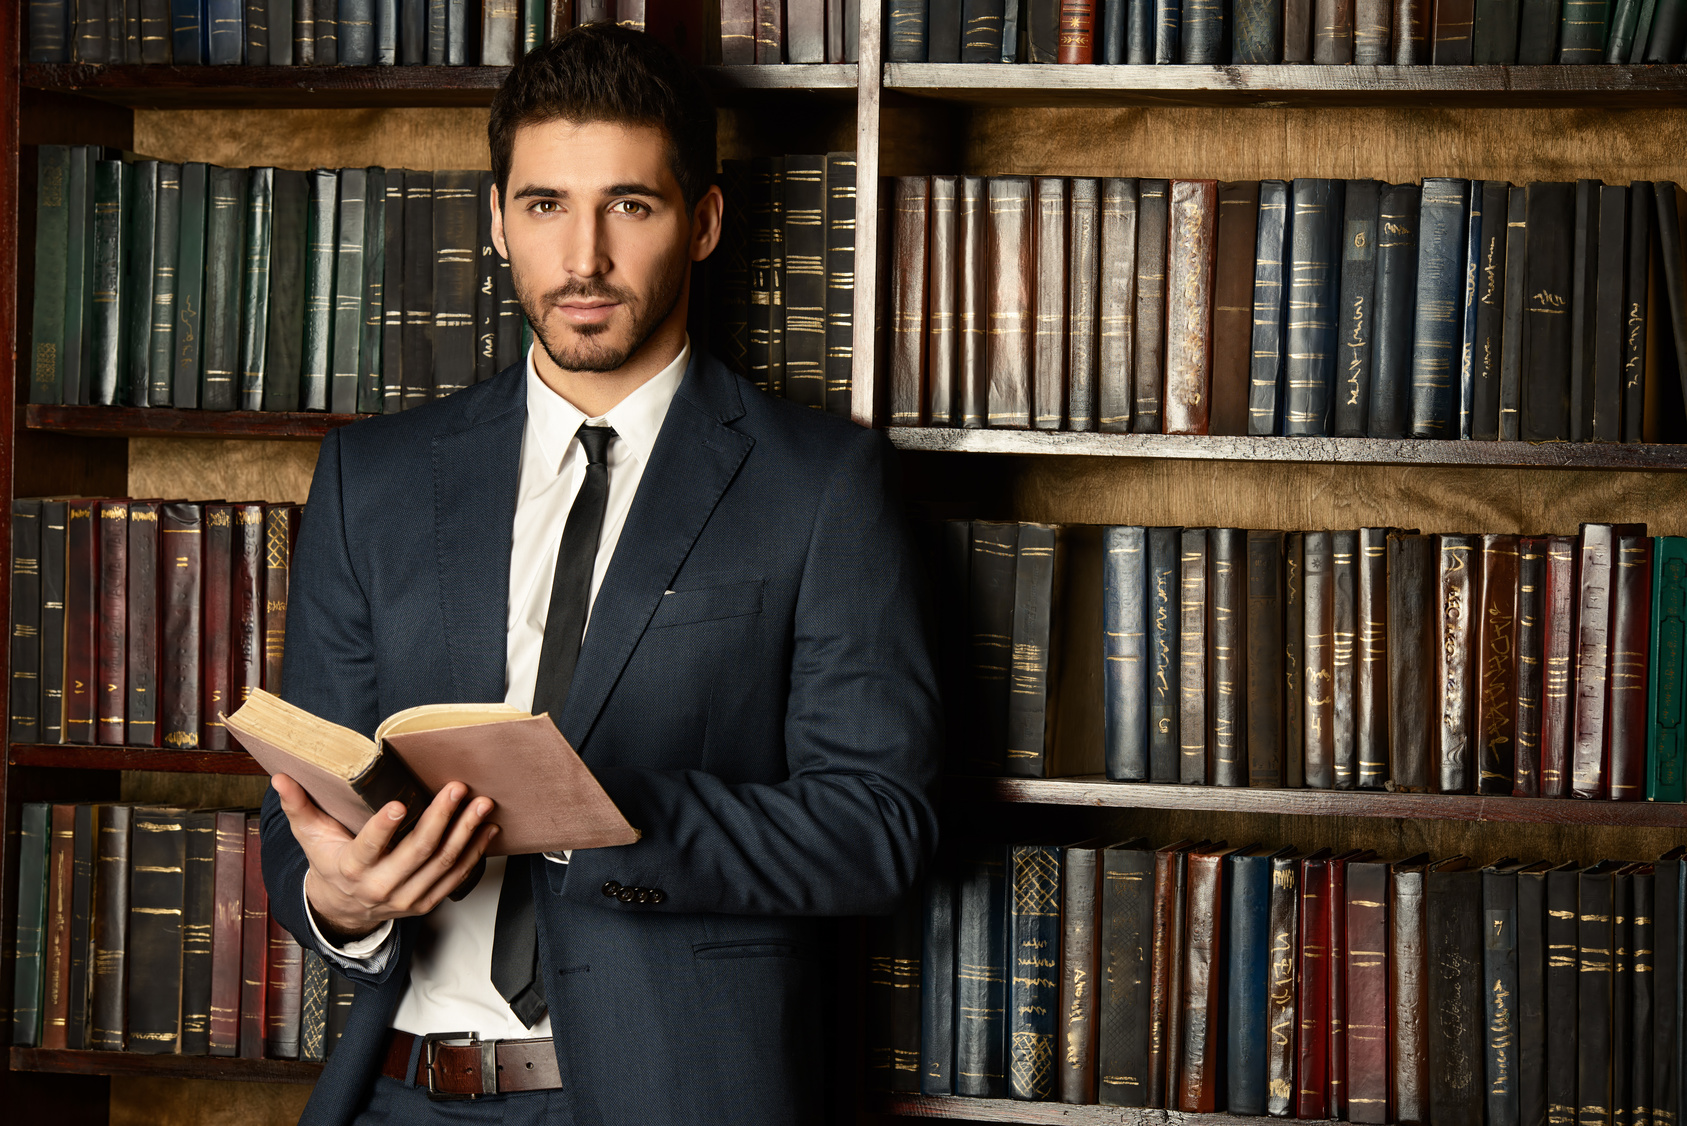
[542,279,637,306]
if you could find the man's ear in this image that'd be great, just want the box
[491,182,510,260]
[689,184,724,263]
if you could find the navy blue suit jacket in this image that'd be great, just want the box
[259,351,942,1125]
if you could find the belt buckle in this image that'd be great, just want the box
[422,1030,497,1100]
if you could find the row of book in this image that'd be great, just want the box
[883,0,1687,63]
[718,0,862,61]
[870,837,1687,1125]
[10,801,351,1060]
[711,155,858,416]
[889,176,1687,443]
[5,498,301,751]
[938,520,1687,800]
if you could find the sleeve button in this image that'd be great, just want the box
[648,889,666,904]
[617,887,637,903]
[602,881,622,898]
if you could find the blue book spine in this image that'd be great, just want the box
[1007,844,1062,1101]
[1247,179,1290,436]
[374,0,397,61]
[1153,0,1181,60]
[1099,0,1128,59]
[1459,184,1485,440]
[1369,181,1421,437]
[954,844,1008,1099]
[1126,0,1155,59]
[171,0,206,62]
[205,0,242,62]
[1282,178,1344,437]
[1103,526,1150,782]
[1650,536,1687,801]
[1226,852,1274,1116]
[1146,526,1182,783]
[28,0,71,61]
[1408,177,1469,438]
[919,864,958,1096]
[339,0,374,62]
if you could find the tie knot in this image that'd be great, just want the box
[576,424,617,465]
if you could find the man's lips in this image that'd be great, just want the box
[556,300,620,326]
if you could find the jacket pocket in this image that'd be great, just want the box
[692,939,799,961]
[647,579,764,630]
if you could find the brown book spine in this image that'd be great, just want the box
[239,814,269,1059]
[1512,536,1548,797]
[1246,530,1285,788]
[1058,845,1102,1103]
[926,176,959,428]
[1296,850,1333,1117]
[1435,534,1479,793]
[1285,0,1315,59]
[1354,0,1391,59]
[264,916,303,1059]
[202,504,234,751]
[1067,178,1102,433]
[160,503,204,748]
[262,506,295,693]
[1313,0,1356,61]
[1209,529,1247,788]
[1393,0,1430,60]
[889,177,930,427]
[1540,534,1577,798]
[1332,530,1359,789]
[1210,182,1261,437]
[127,502,160,746]
[1179,528,1210,784]
[1303,532,1336,789]
[1608,534,1652,800]
[64,502,98,744]
[1391,858,1432,1125]
[232,504,264,716]
[1163,846,1190,1107]
[1345,860,1391,1124]
[41,804,76,1050]
[1179,847,1231,1111]
[1098,178,1139,433]
[720,0,755,62]
[1146,841,1188,1108]
[958,177,989,429]
[1133,179,1169,433]
[1057,0,1096,60]
[1356,528,1390,788]
[986,177,1034,429]
[209,810,246,1056]
[96,501,128,744]
[753,0,782,61]
[1327,851,1362,1118]
[1163,179,1218,436]
[1571,523,1618,799]
[1477,534,1521,794]
[1033,176,1069,431]
[1264,851,1301,1116]
[89,803,131,1051]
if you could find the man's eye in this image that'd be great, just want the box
[531,200,560,214]
[613,200,648,215]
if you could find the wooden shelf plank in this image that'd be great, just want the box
[10,1048,321,1084]
[887,426,1687,470]
[9,744,266,775]
[875,1092,1275,1123]
[883,62,1687,106]
[951,775,1687,826]
[23,403,365,440]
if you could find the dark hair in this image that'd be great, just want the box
[489,24,716,211]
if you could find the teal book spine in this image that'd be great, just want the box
[62,147,91,405]
[301,168,339,412]
[10,803,52,1046]
[149,163,181,407]
[358,168,386,415]
[201,165,247,411]
[89,158,128,406]
[124,160,158,407]
[30,145,70,406]
[173,162,208,409]
[330,167,367,416]
[238,167,274,412]
[1649,535,1687,802]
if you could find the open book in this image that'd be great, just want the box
[224,689,639,855]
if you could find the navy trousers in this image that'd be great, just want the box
[352,1075,574,1125]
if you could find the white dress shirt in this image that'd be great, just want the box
[305,338,690,1040]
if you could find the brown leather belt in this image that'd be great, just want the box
[383,1029,563,1098]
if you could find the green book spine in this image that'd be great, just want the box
[263,170,308,413]
[173,162,208,409]
[238,167,274,412]
[1649,535,1687,802]
[301,168,339,412]
[1557,0,1609,58]
[30,145,70,405]
[90,159,127,406]
[330,167,367,415]
[201,165,248,411]
[150,163,181,406]
[824,152,857,418]
[382,171,405,412]
[62,146,90,405]
[359,168,386,415]
[10,803,52,1046]
[522,0,544,50]
[124,160,158,407]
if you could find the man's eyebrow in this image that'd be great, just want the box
[508,183,667,201]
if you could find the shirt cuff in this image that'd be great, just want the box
[303,871,396,972]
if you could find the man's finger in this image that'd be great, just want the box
[272,774,351,844]
[380,782,473,877]
[414,824,500,915]
[388,796,495,909]
[343,797,415,871]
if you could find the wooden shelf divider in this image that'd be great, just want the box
[10,1048,322,1085]
[8,744,267,775]
[23,403,366,441]
[874,1092,1276,1123]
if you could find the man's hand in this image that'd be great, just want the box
[273,774,498,943]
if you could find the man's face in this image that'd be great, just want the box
[492,118,712,374]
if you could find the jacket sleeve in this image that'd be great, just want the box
[258,429,402,986]
[557,428,944,918]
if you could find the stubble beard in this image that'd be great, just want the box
[514,245,688,375]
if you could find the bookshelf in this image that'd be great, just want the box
[8,0,1687,1123]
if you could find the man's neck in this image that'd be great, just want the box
[532,320,686,419]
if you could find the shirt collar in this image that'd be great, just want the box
[524,336,690,475]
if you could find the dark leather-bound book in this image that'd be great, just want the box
[1433,0,1475,58]
[1578,862,1624,1124]
[1612,867,1636,1126]
[1391,853,1433,1126]
[1499,184,1528,439]
[231,504,263,722]
[1630,867,1655,1126]
[380,169,406,410]
[1482,860,1526,1126]
[1181,0,1222,57]
[41,804,75,1050]
[1283,179,1345,437]
[1327,849,1373,1119]
[1623,182,1653,443]
[986,177,1034,430]
[920,861,956,1096]
[429,169,476,402]
[1557,0,1607,57]
[1609,534,1653,801]
[1098,0,1128,58]
[1058,0,1098,59]
[1180,844,1239,1111]
[127,807,186,1053]
[67,803,94,1048]
[1516,0,1560,58]
[40,500,67,743]
[1471,181,1511,439]
[1007,524,1063,776]
[1408,179,1469,438]
[201,504,233,752]
[1389,533,1436,791]
[64,500,97,745]
[1154,0,1182,61]
[60,146,90,407]
[1472,0,1522,56]
[1210,529,1247,787]
[1332,530,1359,789]
[125,161,157,407]
[1178,528,1210,784]
[265,914,303,1060]
[326,971,354,1057]
[720,0,754,59]
[1369,182,1423,437]
[1009,843,1064,1100]
[1476,534,1520,795]
[1352,0,1390,55]
[1226,846,1282,1115]
[1133,180,1170,433]
[1543,864,1580,1126]
[89,803,130,1051]
[783,0,824,58]
[1567,181,1600,442]
[1165,838,1198,1106]
[160,503,202,749]
[1068,178,1101,432]
[1333,180,1381,437]
[125,502,159,746]
[1098,840,1154,1107]
[927,176,959,427]
[1099,178,1140,433]
[400,170,434,408]
[240,813,268,1060]
[356,168,386,412]
[1164,179,1218,436]
[95,499,127,745]
[1032,177,1069,431]
[1514,536,1547,797]
[9,500,40,743]
[1246,530,1285,788]
[1650,537,1687,803]
[209,809,245,1057]
[961,0,1007,58]
[1356,528,1390,787]
[1148,839,1196,1107]
[179,809,216,1055]
[1654,848,1684,1126]
[1656,184,1687,435]
[1572,523,1647,798]
[1346,858,1391,1124]
[1593,185,1629,442]
[1436,534,1479,793]
[755,0,786,61]
[1147,526,1182,783]
[88,159,125,407]
[1265,847,1304,1116]
[888,0,931,57]
[889,177,930,427]
[262,506,295,693]
[1103,526,1150,781]
[236,167,273,411]
[1285,0,1314,56]
[300,168,338,411]
[13,803,51,1047]
[1645,0,1687,59]
[968,522,1018,775]
[1426,857,1483,1126]
[1247,180,1290,436]
[1125,0,1153,58]
[1516,860,1562,1126]
[958,175,988,428]
[1285,533,1306,787]
[1211,182,1261,436]
[1060,843,1103,1103]
[299,950,330,1063]
[1302,531,1336,789]
[1296,848,1335,1118]
[1541,535,1578,797]
[1313,0,1355,58]
[201,165,246,411]
[1521,182,1576,442]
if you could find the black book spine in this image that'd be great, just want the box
[1008,843,1063,1100]
[1408,177,1469,439]
[783,155,829,411]
[330,167,368,415]
[1284,532,1305,788]
[954,844,1008,1098]
[358,168,386,414]
[9,500,41,744]
[88,803,130,1051]
[1247,180,1289,436]
[1521,182,1576,442]
[263,170,308,413]
[960,0,1007,60]
[1098,844,1154,1107]
[126,808,187,1053]
[1517,0,1561,58]
[237,167,273,412]
[768,158,787,397]
[1126,0,1154,60]
[474,171,497,388]
[402,170,435,408]
[1654,858,1682,1126]
[1103,525,1150,782]
[919,861,957,1095]
[1568,179,1601,442]
[825,153,857,419]
[201,165,247,412]
[300,169,338,413]
[1544,868,1580,1125]
[1593,184,1629,443]
[1472,180,1511,441]
[1147,525,1182,782]
[1645,0,1687,58]
[89,159,127,407]
[1427,865,1485,1126]
[1369,181,1421,437]
[39,501,67,744]
[382,170,406,412]
[1577,867,1618,1124]
[929,0,964,56]
[66,804,94,1049]
[124,161,158,408]
[1133,179,1168,433]
[432,170,477,399]
[1099,0,1128,59]
[968,521,1019,775]
[149,162,180,407]
[1333,179,1380,438]
[1500,184,1528,440]
[173,162,207,410]
[1516,869,1550,1126]
[1005,523,1064,777]
[1632,871,1655,1126]
[1283,178,1344,437]
[1484,866,1522,1126]
[1623,181,1653,443]
[179,810,216,1055]
[1210,528,1247,788]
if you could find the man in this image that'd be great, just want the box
[260,25,941,1126]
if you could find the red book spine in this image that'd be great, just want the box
[1540,535,1578,797]
[96,500,129,744]
[127,502,160,746]
[202,504,234,751]
[262,506,295,693]
[264,916,303,1059]
[239,814,269,1060]
[1571,524,1617,799]
[1057,0,1096,62]
[209,810,246,1056]
[41,804,76,1050]
[1296,851,1332,1119]
[63,502,99,744]
[1327,851,1358,1119]
[159,503,204,748]
[1608,535,1653,800]
[1345,861,1392,1124]
[232,504,264,713]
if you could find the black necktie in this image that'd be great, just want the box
[491,422,617,1028]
